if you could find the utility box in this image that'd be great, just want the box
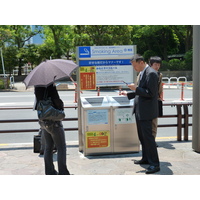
[108,96,140,153]
[80,96,113,156]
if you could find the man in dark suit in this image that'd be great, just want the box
[122,54,160,174]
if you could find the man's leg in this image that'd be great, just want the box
[140,119,160,167]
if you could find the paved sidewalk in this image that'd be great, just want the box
[0,139,199,175]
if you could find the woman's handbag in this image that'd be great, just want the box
[37,87,65,121]
[158,99,163,117]
[37,98,65,121]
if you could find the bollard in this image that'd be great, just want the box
[180,82,185,101]
[119,86,122,95]
[74,83,78,103]
[97,87,100,96]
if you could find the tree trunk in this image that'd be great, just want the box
[185,26,193,52]
[18,58,23,76]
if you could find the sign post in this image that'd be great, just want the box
[76,45,136,152]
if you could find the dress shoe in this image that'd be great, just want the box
[156,143,159,147]
[39,150,44,155]
[145,165,160,174]
[134,159,149,165]
[53,149,57,154]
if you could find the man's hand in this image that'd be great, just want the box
[121,90,128,96]
[128,83,137,91]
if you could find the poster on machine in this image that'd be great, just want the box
[115,108,134,124]
[87,109,108,125]
[86,131,110,148]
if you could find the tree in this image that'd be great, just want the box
[131,25,180,61]
[73,25,133,46]
[0,26,13,74]
[170,25,193,53]
[3,46,18,74]
[0,25,13,47]
[37,43,54,63]
[9,25,41,75]
[1,25,194,75]
[42,25,74,59]
[17,44,40,68]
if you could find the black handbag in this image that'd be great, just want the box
[33,135,41,153]
[37,99,65,121]
[37,88,65,121]
[158,99,163,117]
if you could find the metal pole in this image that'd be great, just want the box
[176,104,182,141]
[0,47,6,77]
[76,47,83,152]
[180,82,184,101]
[192,25,200,152]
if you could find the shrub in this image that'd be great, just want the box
[0,79,5,89]
[143,50,157,62]
[161,60,170,71]
[184,49,192,70]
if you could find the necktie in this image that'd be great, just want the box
[137,73,141,86]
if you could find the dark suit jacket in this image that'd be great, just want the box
[127,66,158,120]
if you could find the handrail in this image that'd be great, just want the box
[0,103,192,141]
[157,102,192,141]
[0,106,77,110]
[0,106,78,134]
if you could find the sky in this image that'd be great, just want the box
[0,0,198,25]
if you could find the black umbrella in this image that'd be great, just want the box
[23,59,78,88]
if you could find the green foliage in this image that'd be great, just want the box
[169,59,182,70]
[161,60,171,71]
[73,25,132,46]
[132,25,180,60]
[143,50,157,62]
[184,49,193,70]
[19,44,40,66]
[0,25,193,75]
[3,46,18,74]
[0,79,5,89]
[0,25,14,47]
[42,25,74,59]
[159,49,192,71]
[37,43,54,62]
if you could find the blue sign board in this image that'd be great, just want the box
[78,45,134,59]
[79,59,131,66]
[77,45,136,86]
[79,46,91,58]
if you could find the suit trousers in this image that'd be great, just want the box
[152,118,158,138]
[135,116,160,166]
[39,120,70,175]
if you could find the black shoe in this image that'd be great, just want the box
[134,159,149,165]
[58,170,70,175]
[39,150,44,155]
[52,149,57,154]
[145,165,160,174]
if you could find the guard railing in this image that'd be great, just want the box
[0,102,192,141]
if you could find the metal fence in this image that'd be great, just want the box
[0,102,192,141]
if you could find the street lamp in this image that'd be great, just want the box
[0,47,6,77]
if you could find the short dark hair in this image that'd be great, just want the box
[149,56,162,66]
[130,54,145,63]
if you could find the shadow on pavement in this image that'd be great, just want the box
[157,140,191,150]
[0,146,33,151]
[135,161,173,175]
